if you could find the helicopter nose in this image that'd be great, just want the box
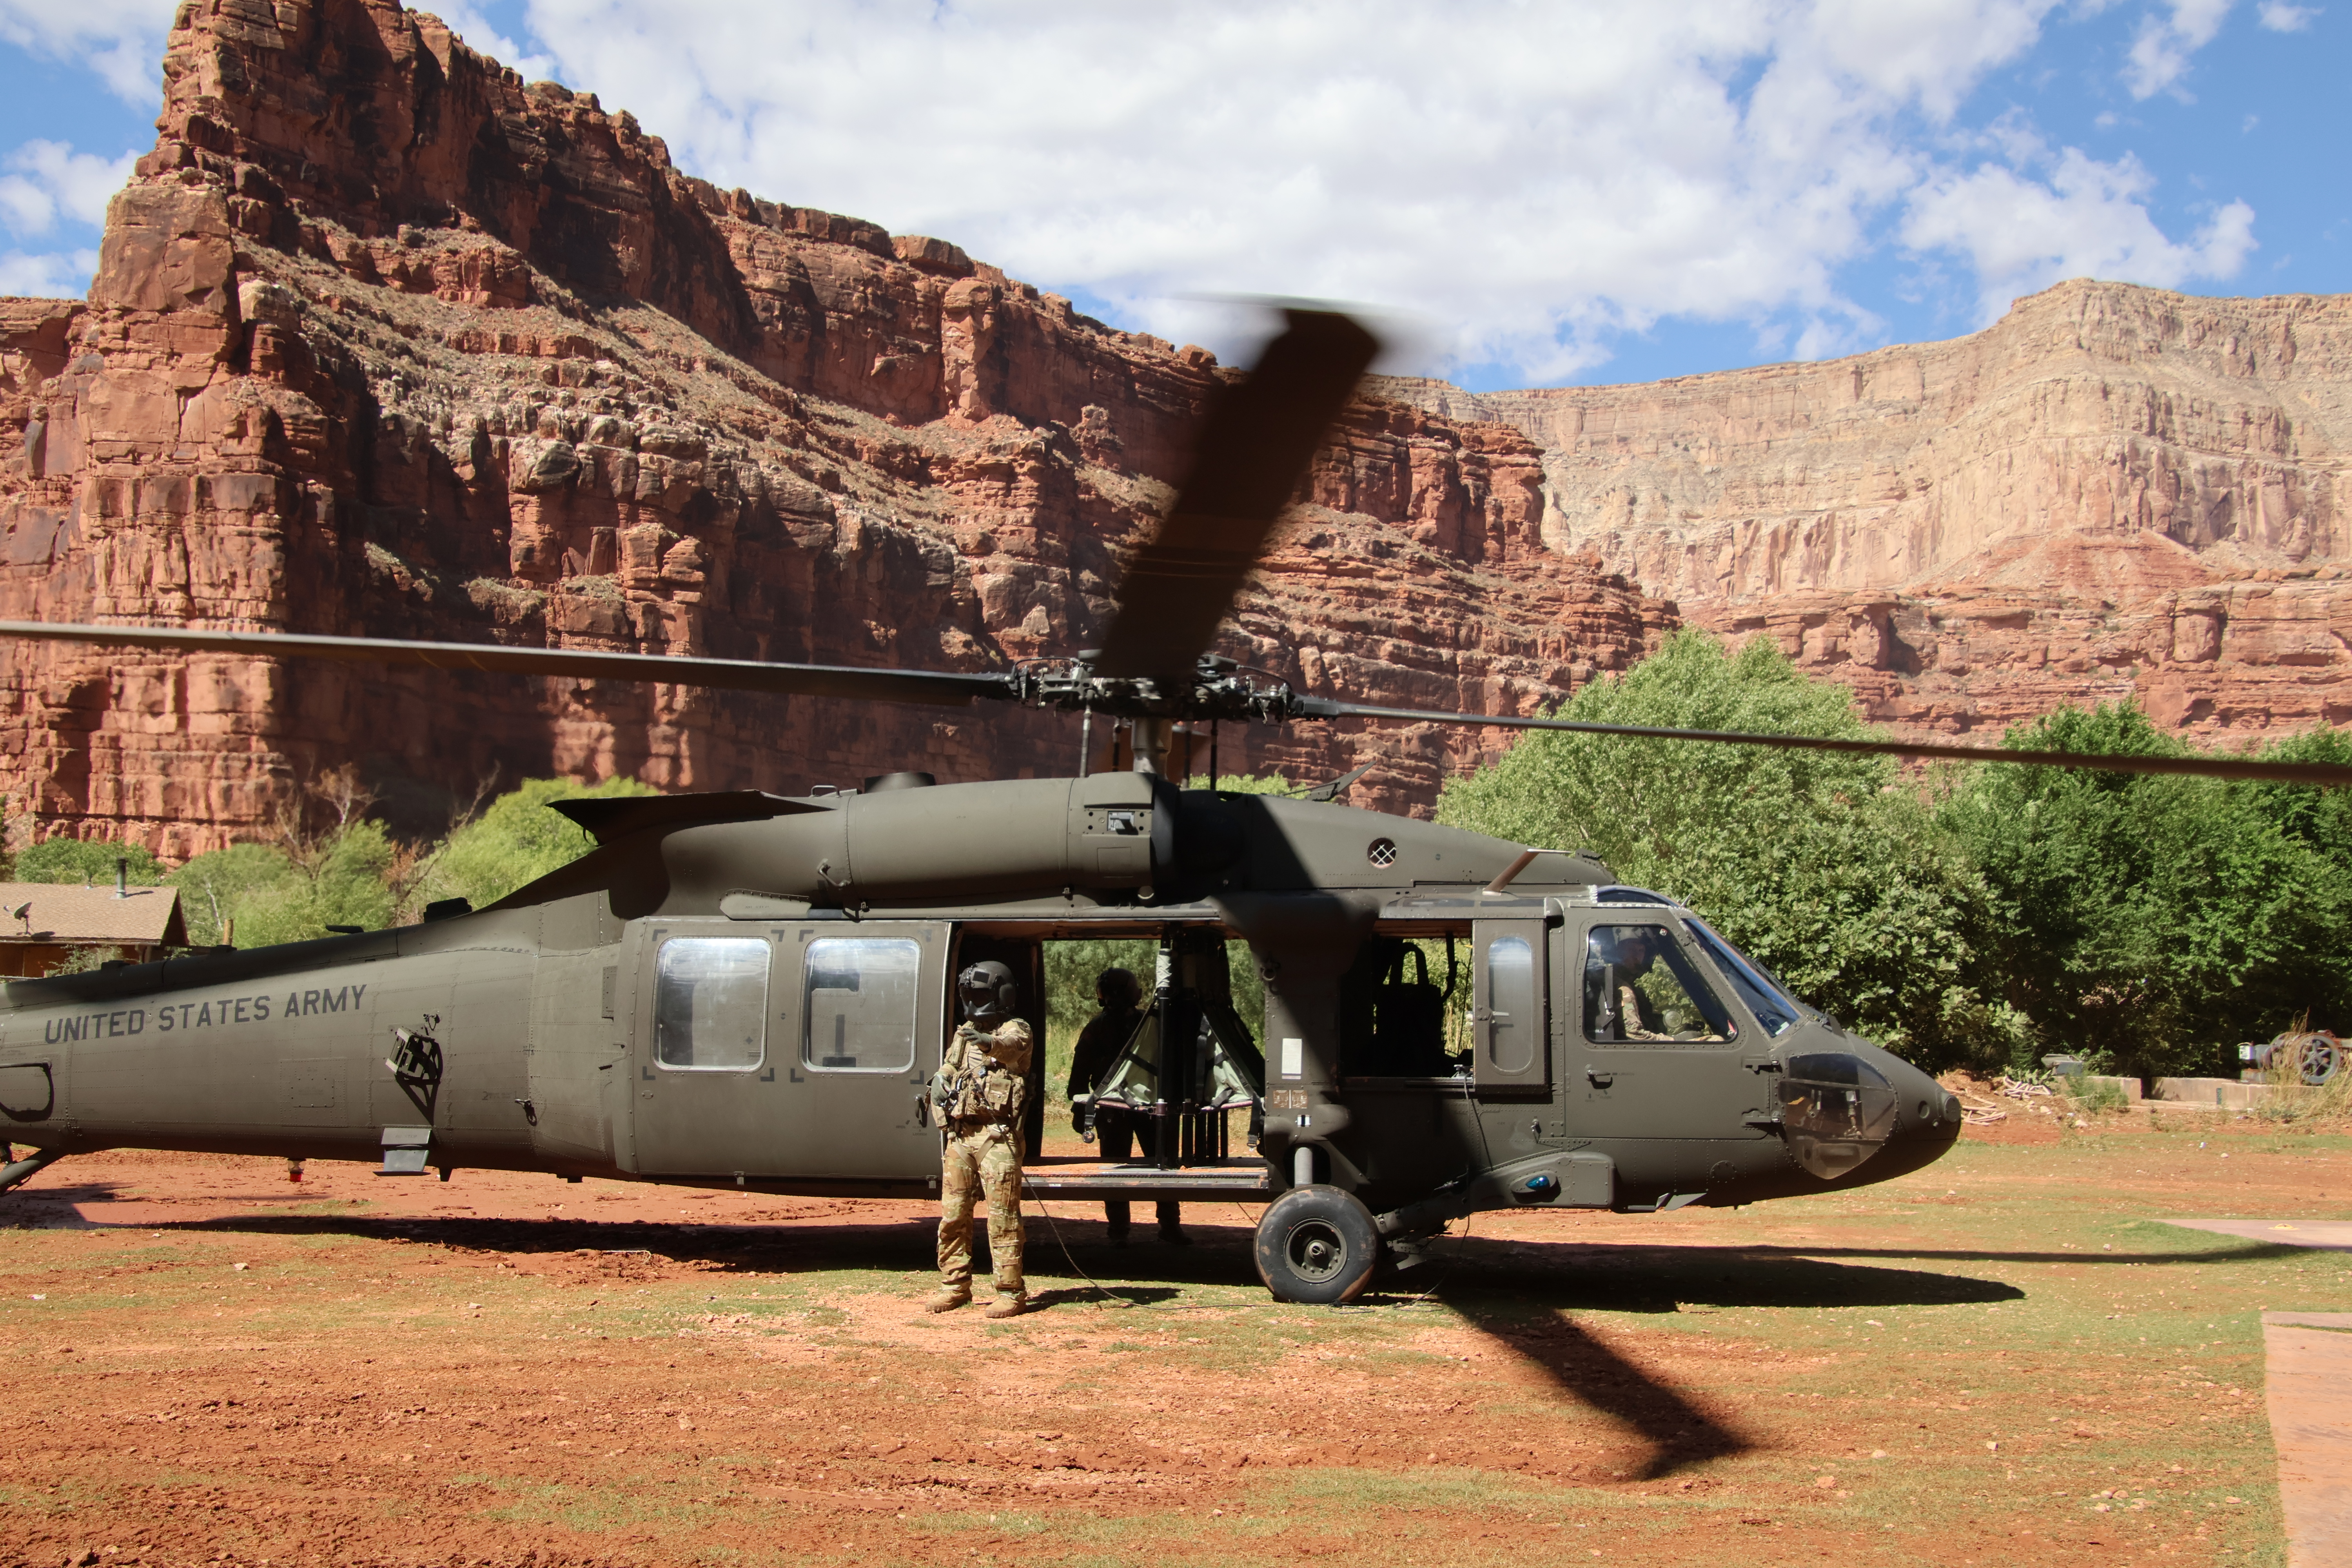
[1880,1054,1964,1161]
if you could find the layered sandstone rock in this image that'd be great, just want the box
[0,0,1661,853]
[5,0,2343,858]
[1383,281,2352,740]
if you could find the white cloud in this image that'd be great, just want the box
[1902,147,2255,319]
[515,0,2101,380]
[0,247,98,298]
[2123,0,2234,98]
[2256,1,2317,27]
[0,141,138,236]
[0,0,176,105]
[437,4,557,82]
[0,0,2241,381]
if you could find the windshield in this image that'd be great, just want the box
[1583,923,1738,1044]
[1684,918,1800,1037]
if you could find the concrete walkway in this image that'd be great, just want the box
[2264,1314,2352,1568]
[2166,1218,2352,1252]
[2161,1221,2352,1564]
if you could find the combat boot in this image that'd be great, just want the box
[923,1285,972,1313]
[984,1291,1030,1319]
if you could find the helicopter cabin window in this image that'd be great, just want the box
[1583,924,1738,1045]
[803,936,921,1073]
[1481,933,1539,1075]
[1338,935,1465,1077]
[654,937,770,1071]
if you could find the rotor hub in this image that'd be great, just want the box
[1013,653,1301,724]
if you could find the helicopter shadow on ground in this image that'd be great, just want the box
[77,1203,1249,1295]
[0,1179,176,1228]
[1701,1240,2312,1269]
[1436,1293,1749,1481]
[1353,1236,2031,1481]
[1407,1231,2325,1480]
[1413,1234,2031,1315]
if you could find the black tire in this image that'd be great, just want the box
[1254,1183,1380,1304]
[2297,1036,2342,1086]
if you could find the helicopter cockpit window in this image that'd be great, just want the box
[803,936,920,1073]
[654,937,770,1071]
[1583,924,1737,1044]
[1684,917,1799,1038]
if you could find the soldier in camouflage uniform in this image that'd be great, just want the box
[924,960,1036,1318]
[1067,966,1186,1245]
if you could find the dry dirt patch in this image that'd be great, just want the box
[0,1117,2339,1566]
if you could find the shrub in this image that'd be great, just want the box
[420,775,657,912]
[169,825,397,949]
[1437,630,2008,1070]
[16,836,163,887]
[1938,704,2352,1078]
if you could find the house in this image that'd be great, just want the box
[0,880,189,977]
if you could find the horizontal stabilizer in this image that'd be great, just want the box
[550,791,829,844]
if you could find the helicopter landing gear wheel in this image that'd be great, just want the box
[1254,1184,1380,1304]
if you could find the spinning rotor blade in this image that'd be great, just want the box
[1292,696,2352,787]
[0,621,1018,706]
[1095,308,1381,681]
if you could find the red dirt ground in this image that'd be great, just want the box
[0,1112,2335,1567]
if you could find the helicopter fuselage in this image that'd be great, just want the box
[0,778,1961,1242]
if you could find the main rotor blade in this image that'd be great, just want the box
[0,621,1018,706]
[1095,307,1380,681]
[1292,696,2352,787]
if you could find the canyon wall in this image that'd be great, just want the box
[1,0,2343,859]
[1383,282,2352,740]
[0,0,1662,855]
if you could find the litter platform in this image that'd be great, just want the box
[1021,1156,1273,1204]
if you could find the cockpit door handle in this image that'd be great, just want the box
[1584,1066,1613,1088]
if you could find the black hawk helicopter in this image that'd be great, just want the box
[0,310,2344,1303]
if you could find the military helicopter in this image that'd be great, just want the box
[0,310,2345,1304]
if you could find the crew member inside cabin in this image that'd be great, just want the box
[1067,966,1188,1245]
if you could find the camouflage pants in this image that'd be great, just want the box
[938,1121,1025,1294]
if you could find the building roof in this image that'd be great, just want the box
[0,882,187,947]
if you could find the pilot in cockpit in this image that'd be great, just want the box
[1588,927,1670,1042]
[1585,923,1739,1044]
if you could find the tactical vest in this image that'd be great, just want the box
[942,1020,1031,1124]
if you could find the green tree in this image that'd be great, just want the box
[2234,726,2352,881]
[169,825,399,949]
[16,836,163,886]
[1180,771,1308,797]
[1044,938,1159,1104]
[420,775,657,912]
[1437,630,2012,1069]
[159,775,655,948]
[1939,705,2352,1076]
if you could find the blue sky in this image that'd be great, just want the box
[1,0,2341,391]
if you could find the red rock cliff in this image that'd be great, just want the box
[1384,281,2352,741]
[0,0,1664,854]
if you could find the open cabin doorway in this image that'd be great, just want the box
[948,923,1276,1210]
